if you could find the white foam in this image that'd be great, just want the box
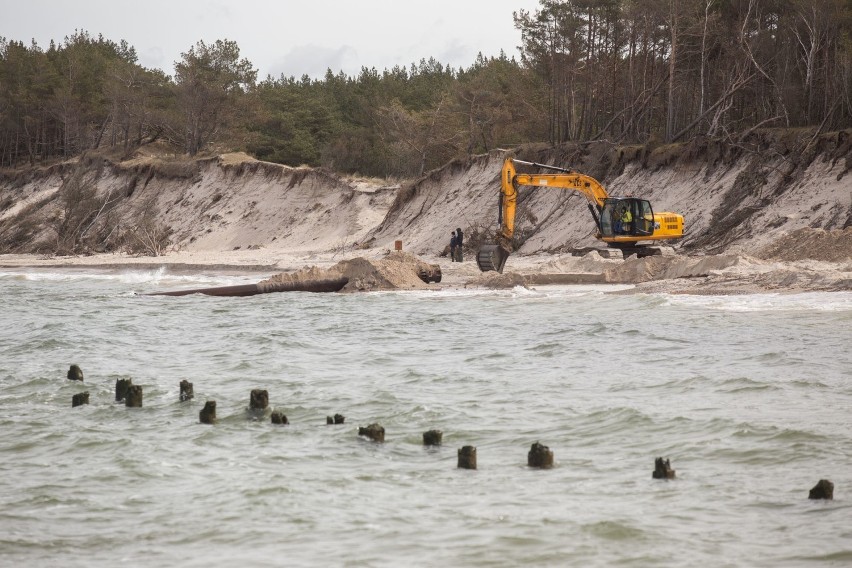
[661,291,852,312]
[370,283,634,301]
[0,268,264,288]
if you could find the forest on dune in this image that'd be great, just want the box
[1,0,850,178]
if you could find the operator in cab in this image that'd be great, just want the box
[620,206,633,234]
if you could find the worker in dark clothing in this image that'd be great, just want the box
[449,231,457,262]
[455,228,464,262]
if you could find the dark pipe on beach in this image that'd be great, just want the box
[72,392,89,407]
[179,380,194,402]
[359,423,385,442]
[653,457,676,479]
[423,430,443,446]
[458,446,477,469]
[115,378,132,402]
[145,277,349,297]
[528,442,554,469]
[67,365,83,381]
[200,401,217,424]
[808,479,834,500]
[125,385,143,407]
[417,265,442,284]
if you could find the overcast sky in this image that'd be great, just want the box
[4,0,541,79]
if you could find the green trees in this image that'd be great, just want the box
[174,39,256,155]
[455,52,547,153]
[513,0,852,145]
[1,3,850,176]
[0,31,161,166]
[247,74,342,166]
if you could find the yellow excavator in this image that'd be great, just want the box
[476,158,685,273]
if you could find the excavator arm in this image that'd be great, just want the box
[477,158,609,273]
[497,158,608,240]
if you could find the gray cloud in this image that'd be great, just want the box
[268,44,359,80]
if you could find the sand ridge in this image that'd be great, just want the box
[259,251,437,292]
[1,144,850,294]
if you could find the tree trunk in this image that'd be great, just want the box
[666,0,679,142]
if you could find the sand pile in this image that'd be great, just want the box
[603,255,743,283]
[259,251,436,292]
[629,261,852,294]
[538,251,623,273]
[464,271,528,289]
[756,228,852,262]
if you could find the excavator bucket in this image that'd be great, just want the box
[476,244,510,273]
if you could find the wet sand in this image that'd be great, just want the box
[2,247,850,294]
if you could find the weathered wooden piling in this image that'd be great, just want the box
[115,378,132,402]
[72,392,89,407]
[271,411,289,425]
[179,380,194,402]
[250,389,269,410]
[358,423,385,442]
[67,365,84,381]
[125,385,143,407]
[326,413,345,425]
[527,442,554,469]
[423,429,443,446]
[199,401,217,424]
[458,446,477,469]
[808,479,834,500]
[652,457,676,479]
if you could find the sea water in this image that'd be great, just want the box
[0,267,850,567]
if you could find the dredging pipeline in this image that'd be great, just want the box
[145,277,349,297]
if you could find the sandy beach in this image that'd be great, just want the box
[1,149,849,294]
[2,241,850,295]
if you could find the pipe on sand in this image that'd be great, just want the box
[145,277,349,297]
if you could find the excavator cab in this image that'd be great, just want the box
[599,198,655,238]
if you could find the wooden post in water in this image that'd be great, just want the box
[458,446,477,469]
[808,479,834,500]
[423,429,443,446]
[200,401,217,424]
[72,392,89,407]
[179,380,194,402]
[115,378,132,402]
[653,457,676,479]
[271,411,289,425]
[528,442,554,469]
[359,423,385,442]
[326,413,345,425]
[247,389,269,420]
[67,365,84,381]
[125,385,143,407]
[250,389,268,410]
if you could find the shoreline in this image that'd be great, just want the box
[1,249,850,295]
